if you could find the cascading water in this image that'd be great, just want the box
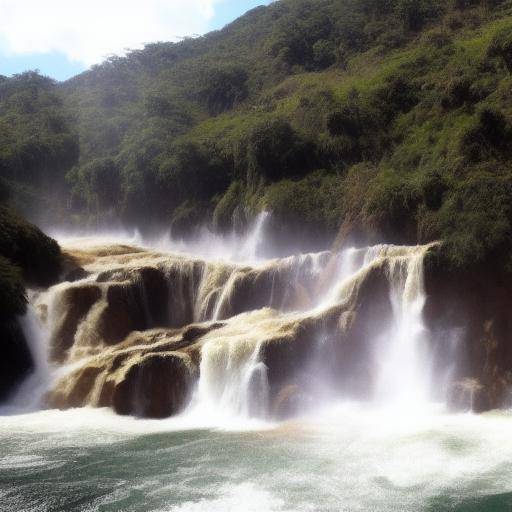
[374,246,431,407]
[2,304,51,413]
[237,211,270,262]
[186,244,438,421]
[3,229,445,423]
[195,337,269,420]
[4,231,512,512]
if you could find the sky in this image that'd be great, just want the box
[0,0,271,81]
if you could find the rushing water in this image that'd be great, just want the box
[2,223,512,511]
[2,406,512,511]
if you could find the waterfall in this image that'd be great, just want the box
[189,244,435,419]
[195,337,269,419]
[3,305,51,412]
[237,211,270,262]
[5,234,444,421]
[374,246,431,406]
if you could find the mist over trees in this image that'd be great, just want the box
[0,0,512,267]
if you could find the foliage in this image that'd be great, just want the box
[0,207,61,287]
[487,25,512,72]
[0,256,26,321]
[1,0,512,269]
[0,206,61,337]
[0,71,78,221]
[245,119,317,181]
[198,66,249,115]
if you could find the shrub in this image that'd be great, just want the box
[441,76,474,109]
[212,181,243,232]
[460,108,510,160]
[246,119,318,181]
[438,175,512,268]
[312,39,336,69]
[198,66,249,115]
[364,169,421,242]
[0,207,61,287]
[421,172,447,210]
[370,74,419,124]
[0,256,26,321]
[487,26,512,73]
[261,172,344,240]
[394,0,444,32]
[327,108,361,138]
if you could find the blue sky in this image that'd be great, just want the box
[0,0,271,81]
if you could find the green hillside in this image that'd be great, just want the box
[1,0,512,267]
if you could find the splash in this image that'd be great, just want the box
[4,233,445,422]
[50,211,271,264]
[374,246,431,407]
[1,305,52,413]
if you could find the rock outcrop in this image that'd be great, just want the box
[29,242,440,419]
[424,258,512,411]
[0,320,33,402]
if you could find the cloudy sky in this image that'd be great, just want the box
[0,0,270,80]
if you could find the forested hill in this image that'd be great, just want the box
[1,0,512,267]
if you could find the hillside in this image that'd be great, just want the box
[1,0,512,267]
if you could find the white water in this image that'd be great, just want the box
[2,228,511,510]
[194,338,269,421]
[375,247,431,407]
[49,211,272,264]
[1,405,512,511]
[7,236,439,420]
[185,243,437,421]
[0,306,51,414]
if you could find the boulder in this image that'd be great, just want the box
[50,284,102,362]
[447,378,489,413]
[112,352,196,418]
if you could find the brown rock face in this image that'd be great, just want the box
[424,262,512,411]
[447,378,490,413]
[97,283,146,345]
[41,241,450,420]
[48,328,201,418]
[112,352,195,418]
[49,284,102,362]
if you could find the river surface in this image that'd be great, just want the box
[1,404,512,511]
[3,227,512,511]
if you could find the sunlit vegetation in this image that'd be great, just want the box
[1,0,512,269]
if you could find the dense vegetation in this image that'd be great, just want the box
[1,0,512,267]
[0,206,61,400]
[0,205,61,321]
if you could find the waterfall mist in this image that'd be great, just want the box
[6,209,458,426]
[5,216,512,512]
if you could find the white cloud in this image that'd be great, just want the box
[0,0,222,65]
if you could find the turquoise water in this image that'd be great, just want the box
[1,405,512,511]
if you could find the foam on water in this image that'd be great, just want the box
[1,406,512,511]
[3,221,510,509]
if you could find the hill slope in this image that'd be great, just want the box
[1,0,512,267]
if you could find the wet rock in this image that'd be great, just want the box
[271,384,312,419]
[96,282,146,345]
[112,352,195,418]
[47,326,202,418]
[447,378,489,413]
[50,284,102,362]
[424,258,512,411]
[0,320,33,402]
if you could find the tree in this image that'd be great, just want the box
[394,0,443,31]
[247,119,317,181]
[198,66,248,115]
